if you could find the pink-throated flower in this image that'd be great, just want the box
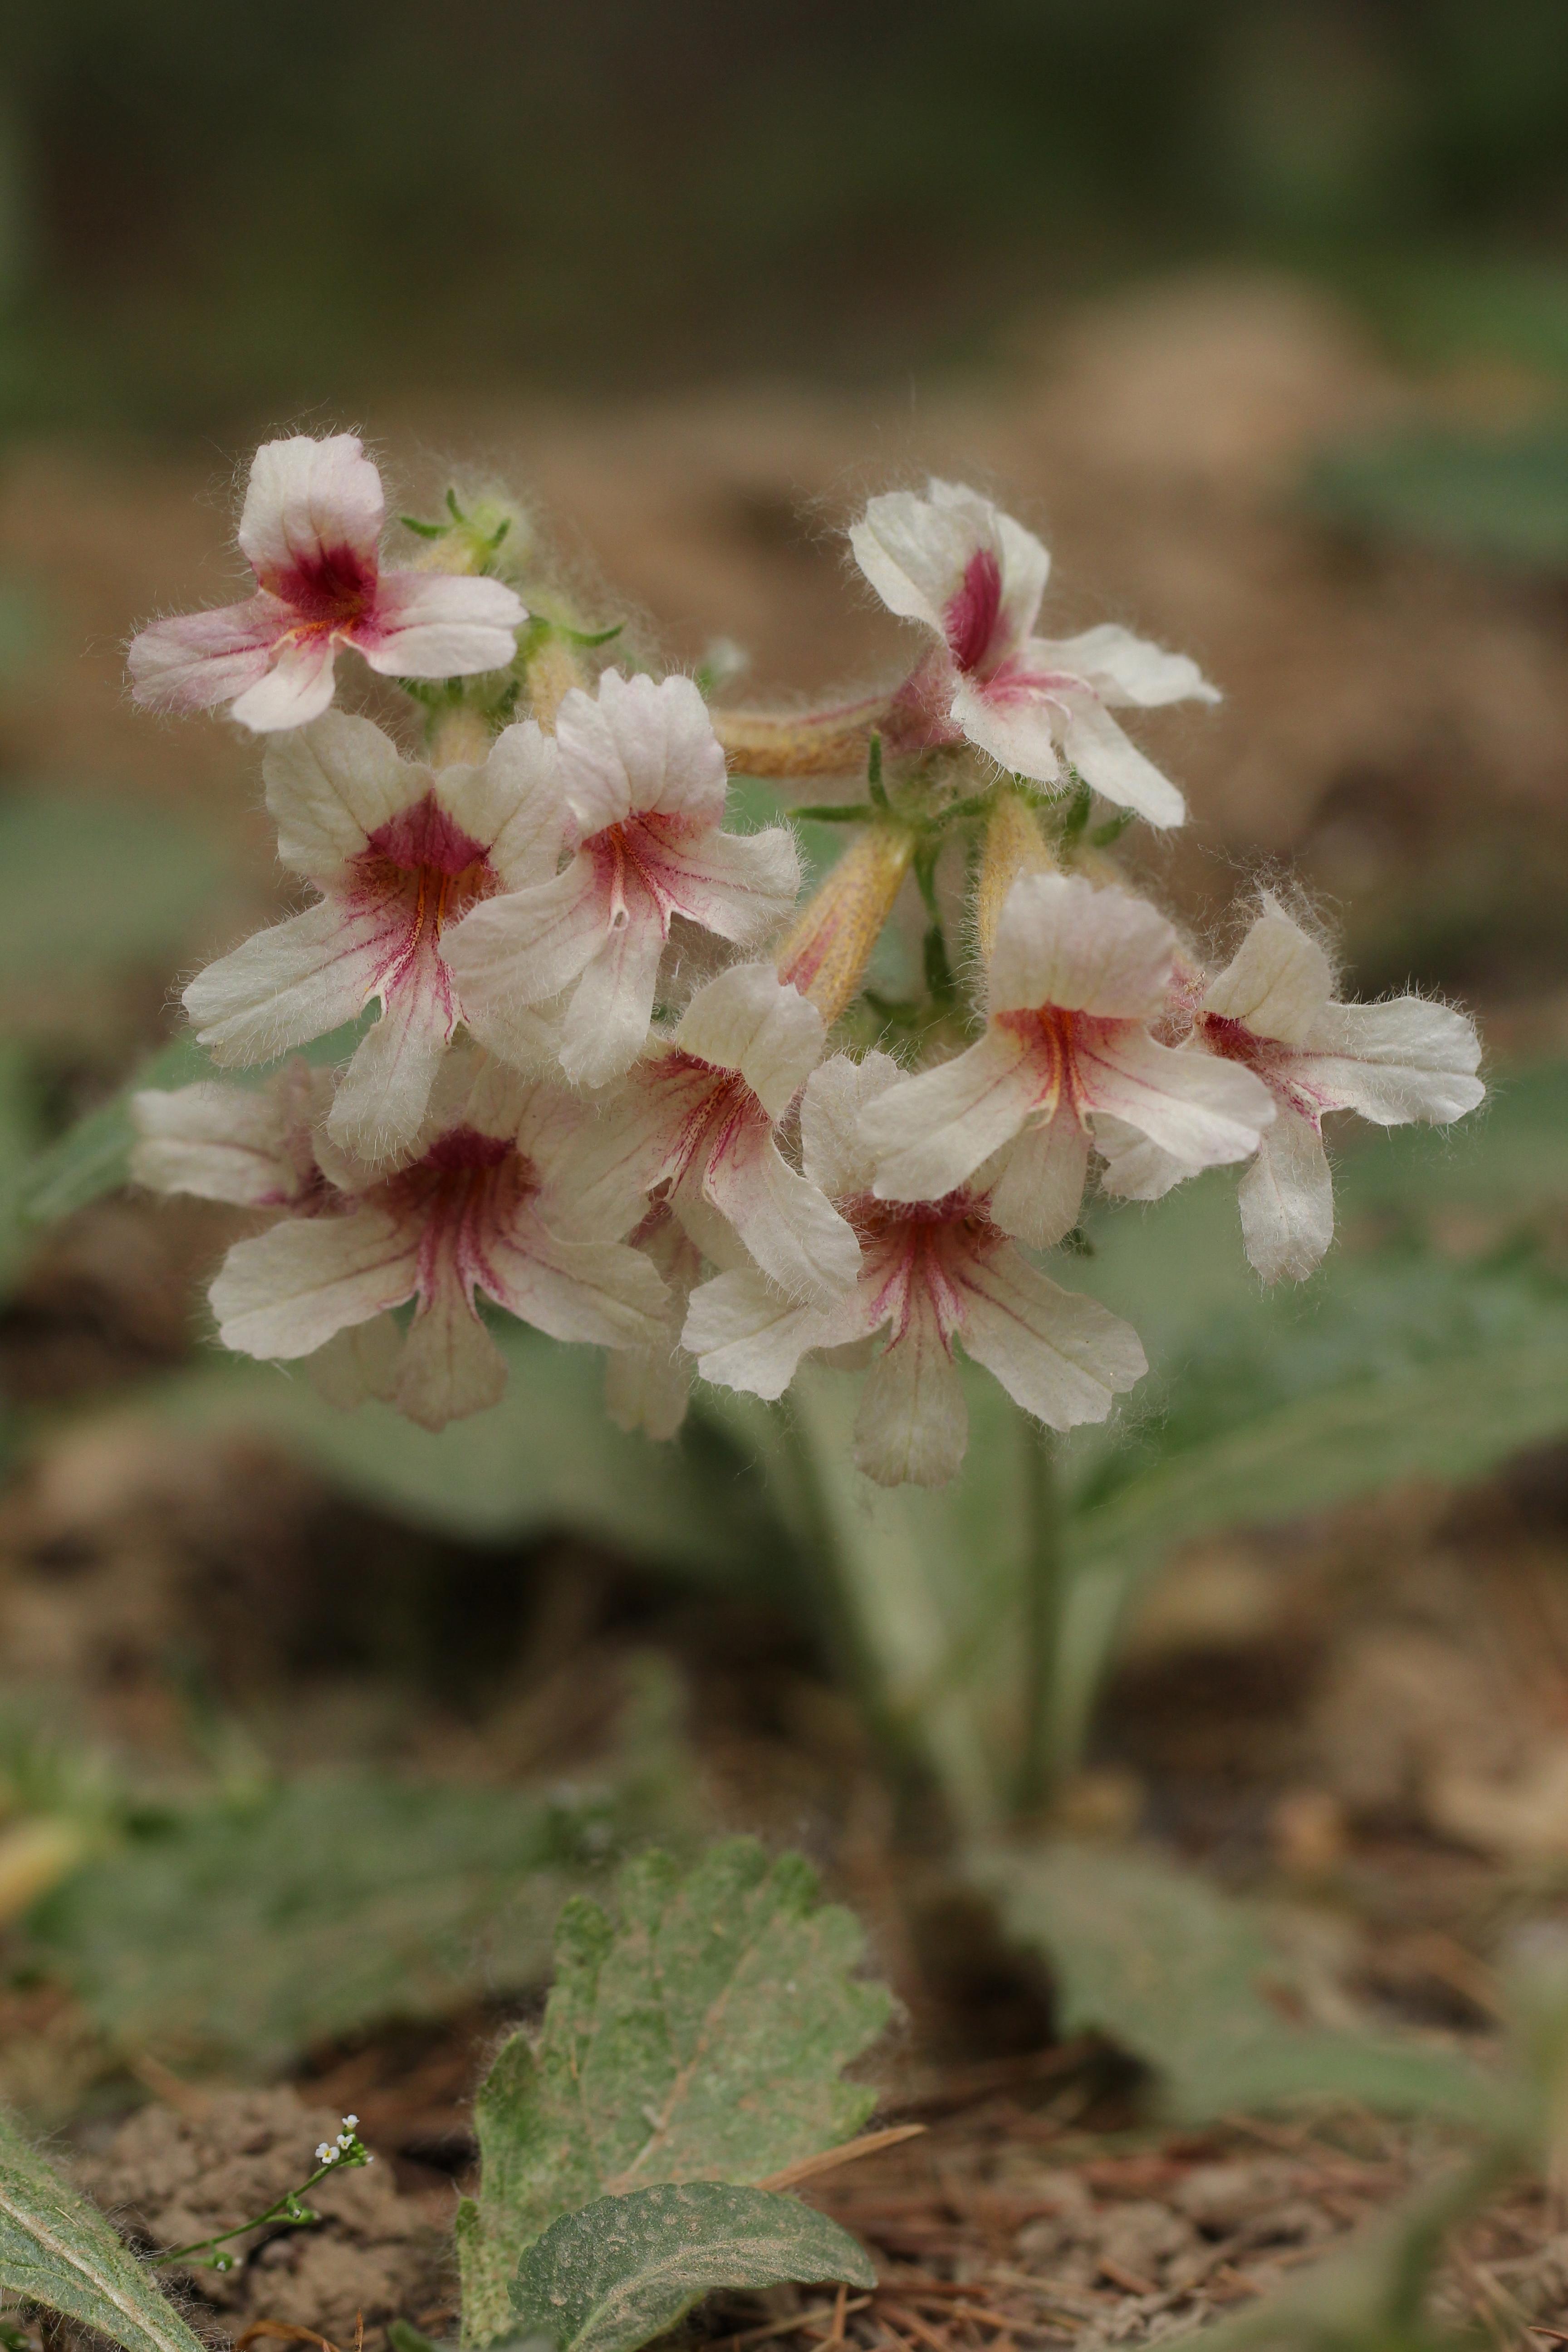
[861,869,1275,1244]
[1099,894,1485,1282]
[189,1049,669,1432]
[130,1058,336,1213]
[563,960,860,1309]
[442,669,800,1089]
[850,479,1215,826]
[127,435,524,732]
[181,710,567,1164]
[685,1052,1146,1487]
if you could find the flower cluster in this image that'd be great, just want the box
[127,443,1485,1485]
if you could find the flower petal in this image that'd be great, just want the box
[264,710,420,880]
[986,1112,1091,1248]
[439,721,568,888]
[127,596,287,714]
[605,1338,691,1441]
[229,635,340,733]
[957,1250,1147,1430]
[701,1116,861,1306]
[554,669,728,837]
[1034,623,1219,709]
[947,672,1066,789]
[356,568,524,679]
[1059,694,1187,828]
[211,1208,418,1359]
[392,1276,509,1430]
[855,1289,969,1488]
[304,1314,402,1410]
[673,963,824,1117]
[1093,1116,1189,1202]
[800,1049,901,1197]
[328,951,456,1161]
[850,480,1048,659]
[238,434,385,596]
[441,856,607,1052]
[558,893,668,1088]
[1076,1027,1274,1167]
[863,1028,1038,1203]
[1203,897,1333,1044]
[184,898,387,1065]
[683,1266,836,1401]
[130,1078,317,1207]
[989,872,1174,1020]
[1298,997,1485,1126]
[1237,1106,1335,1284]
[644,821,800,943]
[482,1209,671,1346]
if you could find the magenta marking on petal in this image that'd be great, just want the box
[943,547,1004,676]
[368,793,490,878]
[268,544,378,622]
[1200,1013,1320,1119]
[422,1126,514,1175]
[982,655,1079,710]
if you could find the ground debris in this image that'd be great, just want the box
[74,2086,445,2349]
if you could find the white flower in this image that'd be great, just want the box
[442,670,799,1089]
[202,1049,669,1431]
[182,710,567,1163]
[564,961,859,1308]
[685,1053,1146,1486]
[850,479,1215,826]
[130,1059,334,1209]
[1100,895,1485,1281]
[861,870,1275,1246]
[128,435,524,732]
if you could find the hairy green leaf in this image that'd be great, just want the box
[0,2106,206,2352]
[973,1841,1493,2125]
[27,1716,696,2072]
[457,1839,890,2346]
[508,2184,874,2352]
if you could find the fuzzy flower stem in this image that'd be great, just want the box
[712,695,895,779]
[974,786,1056,965]
[524,631,588,733]
[776,821,916,1023]
[1015,1418,1065,1816]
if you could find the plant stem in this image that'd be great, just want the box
[1015,1417,1064,1816]
[154,2145,366,2268]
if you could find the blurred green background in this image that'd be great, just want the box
[5,0,1568,427]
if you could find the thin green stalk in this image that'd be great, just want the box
[1015,1417,1064,1816]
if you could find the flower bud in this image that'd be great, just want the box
[776,821,916,1024]
[525,630,589,732]
[412,495,530,579]
[427,706,495,769]
[974,787,1056,963]
[712,696,893,779]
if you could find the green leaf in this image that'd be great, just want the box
[0,2105,206,2352]
[0,792,226,983]
[26,1712,696,2073]
[972,1841,1494,2126]
[508,2184,873,2352]
[457,1838,890,2346]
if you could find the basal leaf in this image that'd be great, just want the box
[0,2105,206,2352]
[27,1721,696,2073]
[973,1841,1493,2126]
[457,1839,890,2345]
[508,2184,874,2352]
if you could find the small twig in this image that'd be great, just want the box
[709,2300,872,2352]
[129,2054,211,2123]
[877,2303,956,2352]
[758,2126,926,2192]
[822,2285,850,2352]
[235,2326,340,2352]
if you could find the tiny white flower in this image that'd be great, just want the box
[1100,894,1485,1281]
[342,2115,358,2129]
[443,670,799,1090]
[315,2144,332,2162]
[850,479,1215,826]
[860,870,1275,1247]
